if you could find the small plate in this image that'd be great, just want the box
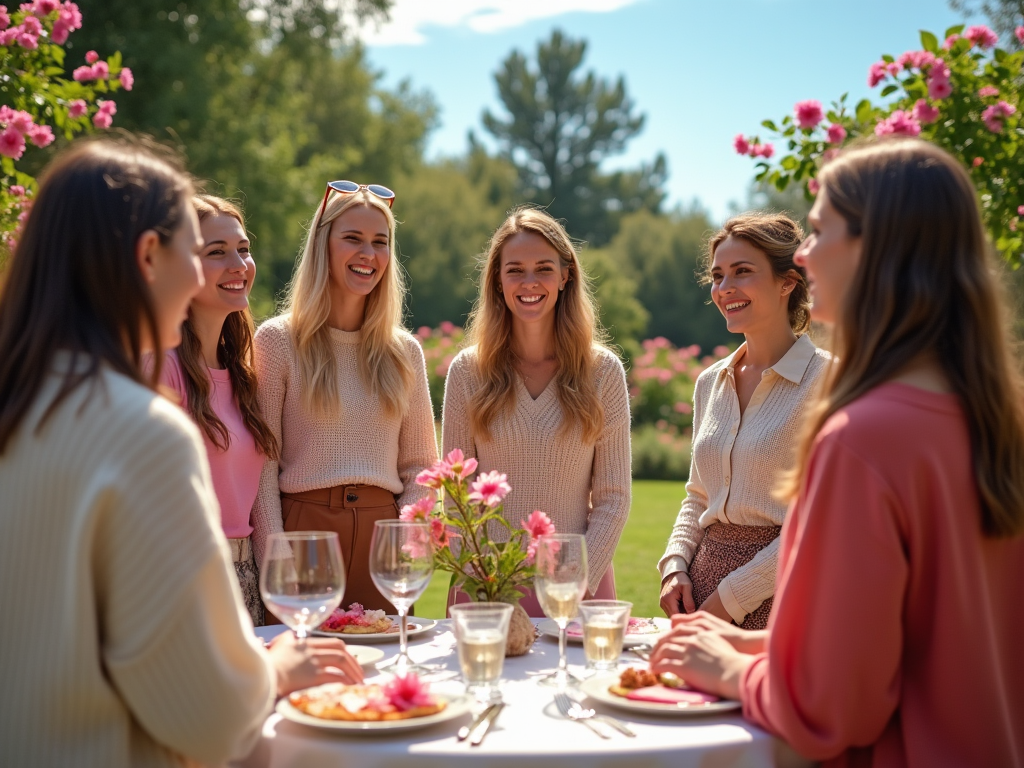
[276,692,473,734]
[311,617,437,643]
[580,674,741,716]
[345,645,386,668]
[537,617,669,647]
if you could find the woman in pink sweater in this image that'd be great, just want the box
[650,139,1024,767]
[159,196,278,626]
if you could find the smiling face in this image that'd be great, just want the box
[191,213,254,318]
[327,204,391,302]
[795,187,863,325]
[710,235,794,335]
[499,231,568,326]
[145,204,204,351]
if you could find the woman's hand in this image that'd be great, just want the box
[267,631,365,697]
[659,572,696,616]
[669,611,767,655]
[649,627,751,701]
[697,588,734,624]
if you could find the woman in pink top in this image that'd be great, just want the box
[650,139,1024,767]
[160,196,279,626]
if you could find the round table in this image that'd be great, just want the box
[237,621,809,768]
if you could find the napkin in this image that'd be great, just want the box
[625,685,721,704]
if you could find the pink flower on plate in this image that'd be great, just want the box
[84,49,98,63]
[912,99,940,124]
[826,123,846,144]
[793,99,824,129]
[415,465,446,490]
[67,99,87,119]
[874,110,921,138]
[400,495,435,522]
[979,86,999,98]
[119,66,133,91]
[27,124,52,147]
[868,61,887,87]
[384,674,434,712]
[0,125,25,159]
[928,77,953,100]
[92,110,113,129]
[442,448,478,481]
[733,133,750,155]
[1017,26,1024,44]
[468,470,511,508]
[965,25,999,48]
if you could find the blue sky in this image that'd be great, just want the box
[362,1,971,222]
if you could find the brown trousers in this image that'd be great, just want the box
[281,484,399,614]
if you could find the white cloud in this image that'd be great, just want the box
[356,0,645,47]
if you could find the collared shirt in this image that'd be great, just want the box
[659,334,831,623]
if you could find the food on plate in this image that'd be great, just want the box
[566,616,662,638]
[609,666,659,695]
[319,603,395,634]
[288,674,445,721]
[609,667,721,704]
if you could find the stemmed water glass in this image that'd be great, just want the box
[533,533,588,688]
[260,531,346,645]
[369,520,434,673]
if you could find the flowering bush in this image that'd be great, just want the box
[400,448,556,603]
[0,1,128,253]
[416,321,465,418]
[734,23,1024,260]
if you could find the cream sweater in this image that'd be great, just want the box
[659,334,831,623]
[251,317,438,567]
[442,346,632,594]
[0,357,274,767]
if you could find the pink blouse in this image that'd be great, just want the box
[741,383,1024,767]
[160,352,264,539]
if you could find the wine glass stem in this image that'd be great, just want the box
[295,623,307,649]
[558,623,568,675]
[397,607,409,666]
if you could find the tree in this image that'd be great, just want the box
[482,29,666,247]
[949,0,1024,42]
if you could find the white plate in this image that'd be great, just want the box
[276,692,473,734]
[345,645,386,668]
[311,617,437,643]
[580,674,741,716]
[537,617,669,647]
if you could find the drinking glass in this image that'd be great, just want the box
[369,520,434,673]
[533,533,588,688]
[260,531,345,646]
[579,599,632,671]
[450,602,514,704]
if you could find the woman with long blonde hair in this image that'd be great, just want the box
[443,207,631,617]
[649,139,1024,766]
[251,182,438,613]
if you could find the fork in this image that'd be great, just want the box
[629,643,653,661]
[554,692,610,739]
[555,692,637,738]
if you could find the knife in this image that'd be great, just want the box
[469,701,505,746]
[457,704,496,742]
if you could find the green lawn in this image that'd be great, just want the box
[414,479,686,619]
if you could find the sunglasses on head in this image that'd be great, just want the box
[317,180,396,222]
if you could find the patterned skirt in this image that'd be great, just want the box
[234,548,265,627]
[689,522,781,630]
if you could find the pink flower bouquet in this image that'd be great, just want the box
[401,449,556,603]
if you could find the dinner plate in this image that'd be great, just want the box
[276,692,473,734]
[345,645,386,668]
[311,617,437,643]
[580,674,741,716]
[537,617,669,647]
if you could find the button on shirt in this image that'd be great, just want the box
[659,334,830,623]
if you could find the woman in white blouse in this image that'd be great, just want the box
[659,212,830,628]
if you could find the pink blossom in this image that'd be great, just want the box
[92,61,109,80]
[384,674,434,712]
[826,123,846,144]
[793,99,824,129]
[885,62,902,76]
[965,25,999,48]
[673,401,692,415]
[33,0,58,13]
[929,59,951,80]
[897,50,936,70]
[92,110,113,130]
[468,470,511,508]
[750,142,774,159]
[733,133,750,155]
[823,148,841,162]
[868,61,887,87]
[1017,26,1024,44]
[9,184,24,196]
[58,1,81,29]
[0,27,16,45]
[0,125,25,159]
[415,465,446,490]
[399,495,435,522]
[524,510,556,563]
[84,49,98,63]
[17,30,38,49]
[973,157,984,167]
[67,99,86,119]
[928,77,953,100]
[97,99,116,116]
[27,123,51,147]
[72,65,93,82]
[979,85,999,98]
[1018,205,1024,216]
[807,178,820,195]
[50,17,69,42]
[943,33,960,49]
[428,517,453,549]
[441,448,477,480]
[8,110,32,133]
[982,102,1015,132]
[439,320,456,335]
[874,110,921,138]
[416,325,431,339]
[1012,220,1018,232]
[20,14,40,34]
[0,6,9,29]
[912,99,940,124]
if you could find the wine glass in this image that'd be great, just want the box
[260,531,345,646]
[369,520,434,673]
[533,533,588,688]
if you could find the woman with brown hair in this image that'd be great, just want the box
[659,212,829,629]
[650,139,1024,766]
[156,195,278,626]
[442,207,631,616]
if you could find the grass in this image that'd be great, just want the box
[414,479,686,619]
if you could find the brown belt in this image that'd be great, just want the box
[226,537,251,563]
[281,484,397,509]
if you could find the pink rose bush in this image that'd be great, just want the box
[417,322,466,418]
[735,23,1024,261]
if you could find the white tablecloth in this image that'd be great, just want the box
[239,622,807,768]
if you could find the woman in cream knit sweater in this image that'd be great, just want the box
[252,182,438,614]
[659,212,829,629]
[443,207,632,617]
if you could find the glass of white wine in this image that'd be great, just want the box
[260,531,345,646]
[450,602,514,704]
[533,533,588,688]
[579,599,632,671]
[369,520,434,673]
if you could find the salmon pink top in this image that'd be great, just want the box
[160,351,264,539]
[740,383,1024,767]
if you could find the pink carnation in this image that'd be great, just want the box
[794,99,824,129]
[384,674,434,712]
[27,123,51,147]
[868,61,887,87]
[119,66,133,91]
[92,110,112,129]
[9,184,24,196]
[17,29,38,49]
[912,99,940,124]
[928,77,953,100]
[399,496,435,522]
[0,6,8,30]
[874,110,921,138]
[67,99,86,119]
[826,123,846,144]
[441,448,477,481]
[20,14,40,34]
[58,1,81,28]
[965,25,999,48]
[1017,26,1024,45]
[84,49,98,63]
[415,465,446,490]
[0,125,25,159]
[733,133,750,155]
[979,86,999,98]
[8,110,32,133]
[468,470,511,508]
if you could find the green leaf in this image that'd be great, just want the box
[943,24,964,40]
[856,99,874,124]
[880,84,899,98]
[761,119,777,131]
[109,51,122,71]
[995,48,1007,64]
[780,155,799,171]
[920,30,939,53]
[882,54,895,63]
[774,173,789,192]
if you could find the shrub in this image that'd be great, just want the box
[631,424,690,481]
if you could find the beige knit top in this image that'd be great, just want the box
[251,316,438,567]
[659,334,831,623]
[442,346,632,594]
[0,357,274,767]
